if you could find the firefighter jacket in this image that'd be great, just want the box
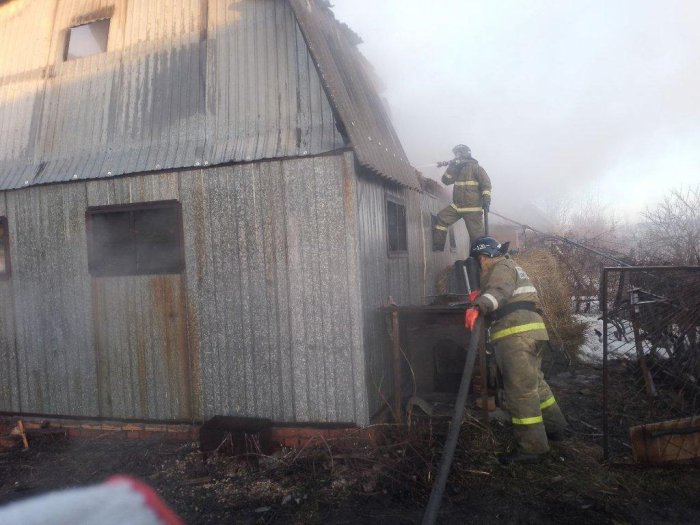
[474,256,549,342]
[441,158,492,213]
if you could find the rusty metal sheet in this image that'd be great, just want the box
[92,275,193,420]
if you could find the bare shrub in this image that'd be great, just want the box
[634,186,700,265]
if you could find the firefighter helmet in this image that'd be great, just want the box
[452,144,471,158]
[470,236,510,258]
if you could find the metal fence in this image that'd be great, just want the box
[601,266,700,460]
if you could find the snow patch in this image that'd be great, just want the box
[575,314,637,363]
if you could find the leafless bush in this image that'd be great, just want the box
[633,186,700,265]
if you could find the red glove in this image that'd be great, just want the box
[467,290,480,303]
[465,307,480,331]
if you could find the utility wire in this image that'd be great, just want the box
[489,209,632,267]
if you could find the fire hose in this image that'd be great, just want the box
[422,316,484,525]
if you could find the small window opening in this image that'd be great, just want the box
[386,199,408,254]
[0,217,10,279]
[87,201,184,277]
[65,18,110,60]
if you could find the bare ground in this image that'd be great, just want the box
[1,363,698,524]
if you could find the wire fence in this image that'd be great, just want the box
[601,266,700,460]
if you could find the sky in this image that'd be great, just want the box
[331,0,700,222]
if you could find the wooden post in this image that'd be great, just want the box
[630,290,657,398]
[390,308,402,424]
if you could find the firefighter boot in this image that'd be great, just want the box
[497,449,545,465]
[432,225,448,251]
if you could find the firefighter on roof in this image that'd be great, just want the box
[433,144,491,250]
[465,236,569,464]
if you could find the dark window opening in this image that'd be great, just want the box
[65,18,110,61]
[0,217,10,279]
[386,199,408,254]
[87,201,184,277]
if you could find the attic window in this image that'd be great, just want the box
[386,198,408,255]
[86,201,184,277]
[0,217,10,279]
[65,18,110,60]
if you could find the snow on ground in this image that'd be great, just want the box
[575,314,637,364]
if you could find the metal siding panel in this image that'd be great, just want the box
[0,192,21,412]
[93,275,192,420]
[1,156,370,424]
[356,176,390,415]
[0,0,346,191]
[86,174,192,420]
[339,153,369,424]
[260,160,294,421]
[281,160,311,421]
[178,169,205,420]
[355,170,469,417]
[6,184,98,417]
[300,157,327,421]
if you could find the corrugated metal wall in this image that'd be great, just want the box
[355,171,469,417]
[0,0,345,190]
[0,152,368,423]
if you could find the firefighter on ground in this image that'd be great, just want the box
[465,236,569,464]
[433,144,491,250]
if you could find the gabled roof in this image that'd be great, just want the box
[290,0,420,190]
[0,0,419,191]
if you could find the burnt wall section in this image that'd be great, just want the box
[355,170,469,417]
[0,0,345,190]
[0,153,368,425]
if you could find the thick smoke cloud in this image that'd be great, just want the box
[332,0,700,218]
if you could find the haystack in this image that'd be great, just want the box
[513,249,587,358]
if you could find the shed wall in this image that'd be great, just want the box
[355,172,469,417]
[0,0,345,190]
[0,153,368,424]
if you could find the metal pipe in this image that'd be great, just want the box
[602,268,610,460]
[422,316,483,525]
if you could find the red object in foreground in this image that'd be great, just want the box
[467,290,481,303]
[108,476,184,525]
[465,307,480,331]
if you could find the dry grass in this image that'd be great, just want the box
[514,249,588,358]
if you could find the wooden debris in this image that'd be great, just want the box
[17,420,29,449]
[630,416,700,465]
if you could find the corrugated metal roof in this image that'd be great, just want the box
[0,0,419,191]
[290,0,420,190]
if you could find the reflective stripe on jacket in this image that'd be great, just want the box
[441,158,491,209]
[474,256,549,341]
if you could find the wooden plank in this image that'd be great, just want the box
[630,416,700,465]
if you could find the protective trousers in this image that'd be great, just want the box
[432,205,484,251]
[494,336,568,454]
